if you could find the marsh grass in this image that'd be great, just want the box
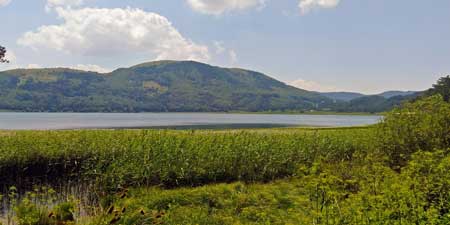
[0,96,449,224]
[0,127,374,193]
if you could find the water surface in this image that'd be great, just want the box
[0,113,382,130]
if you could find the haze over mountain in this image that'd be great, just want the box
[0,61,419,113]
[320,92,366,102]
[321,91,418,102]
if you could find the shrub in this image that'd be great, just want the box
[377,95,450,168]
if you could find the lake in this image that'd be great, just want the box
[0,113,382,130]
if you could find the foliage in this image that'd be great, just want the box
[376,95,450,168]
[0,61,335,112]
[333,94,419,113]
[0,127,373,192]
[0,60,424,113]
[426,75,450,102]
[89,149,450,225]
[7,187,76,225]
[1,90,450,224]
[0,46,8,64]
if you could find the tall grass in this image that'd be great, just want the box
[0,127,373,192]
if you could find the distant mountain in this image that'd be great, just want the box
[336,95,413,113]
[321,91,418,102]
[0,61,336,112]
[320,90,421,113]
[320,92,365,102]
[378,91,418,99]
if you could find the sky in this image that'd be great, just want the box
[0,0,448,94]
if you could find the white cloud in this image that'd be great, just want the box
[229,49,238,65]
[213,41,226,54]
[0,0,11,7]
[0,50,17,71]
[0,51,43,72]
[5,50,16,63]
[46,0,84,8]
[289,79,339,92]
[71,64,111,73]
[298,0,340,14]
[26,64,42,69]
[186,0,266,15]
[212,41,238,65]
[18,7,210,62]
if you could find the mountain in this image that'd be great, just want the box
[333,92,422,113]
[320,92,365,102]
[377,91,417,99]
[322,91,418,102]
[319,90,421,113]
[0,61,335,112]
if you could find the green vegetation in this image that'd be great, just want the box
[0,127,373,190]
[333,94,419,113]
[90,152,450,225]
[321,91,417,103]
[0,60,420,113]
[0,61,335,112]
[426,75,450,102]
[0,77,449,224]
[88,95,448,225]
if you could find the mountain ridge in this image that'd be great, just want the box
[0,60,420,113]
[321,91,418,102]
[0,61,335,112]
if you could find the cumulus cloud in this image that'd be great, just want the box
[289,79,339,92]
[46,0,84,8]
[17,7,210,62]
[0,0,11,7]
[298,0,340,14]
[186,0,266,15]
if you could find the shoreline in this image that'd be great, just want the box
[0,111,382,116]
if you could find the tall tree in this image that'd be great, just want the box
[0,45,9,63]
[427,76,450,102]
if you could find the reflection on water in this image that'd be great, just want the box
[0,113,382,130]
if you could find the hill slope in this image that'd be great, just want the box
[378,91,417,99]
[0,61,334,112]
[320,92,365,102]
[322,91,418,102]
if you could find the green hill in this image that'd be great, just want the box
[0,61,335,112]
[321,91,418,102]
[335,94,420,113]
[320,92,365,102]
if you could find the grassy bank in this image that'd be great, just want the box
[92,152,450,224]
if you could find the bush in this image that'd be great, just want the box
[377,95,450,168]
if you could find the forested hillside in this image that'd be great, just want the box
[0,60,429,113]
[0,61,334,112]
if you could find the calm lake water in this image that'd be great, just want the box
[0,113,382,130]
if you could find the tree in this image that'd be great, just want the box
[427,76,450,102]
[0,45,9,63]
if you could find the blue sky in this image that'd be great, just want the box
[0,0,448,94]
